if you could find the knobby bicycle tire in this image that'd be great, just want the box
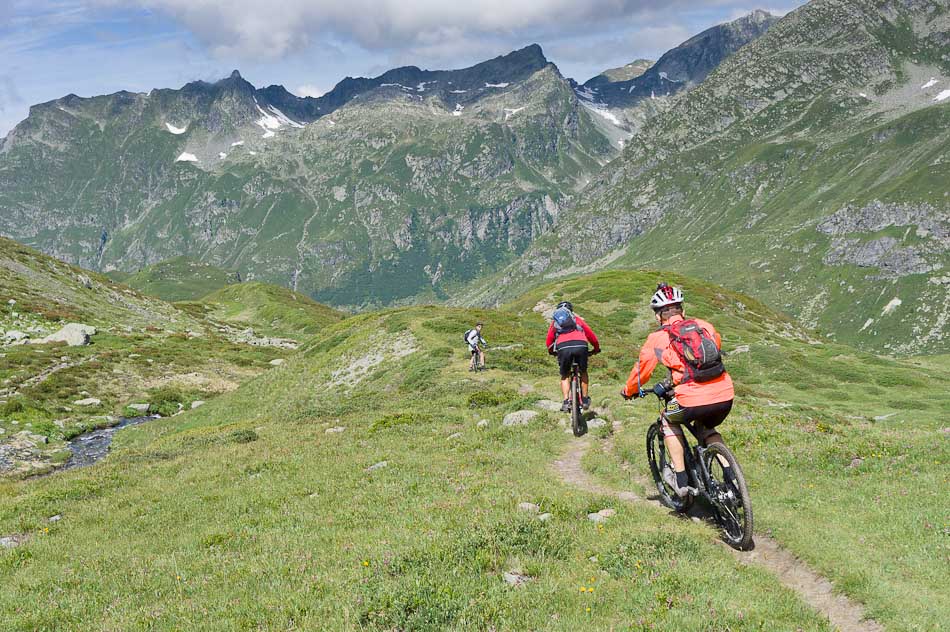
[702,442,754,550]
[645,422,689,512]
[570,375,584,437]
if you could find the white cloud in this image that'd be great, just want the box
[97,0,755,60]
[295,84,328,98]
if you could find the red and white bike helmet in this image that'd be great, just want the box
[650,283,683,310]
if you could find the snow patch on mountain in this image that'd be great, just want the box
[921,78,938,89]
[231,140,244,147]
[165,122,187,135]
[255,101,304,136]
[453,104,464,117]
[579,100,622,126]
[450,89,468,94]
[504,107,526,120]
[576,86,597,100]
[175,152,198,163]
[882,298,902,315]
[935,89,950,102]
[485,82,510,88]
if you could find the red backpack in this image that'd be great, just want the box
[663,319,725,384]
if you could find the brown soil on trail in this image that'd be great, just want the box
[552,435,883,632]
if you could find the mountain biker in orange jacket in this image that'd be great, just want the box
[546,301,601,412]
[620,283,737,497]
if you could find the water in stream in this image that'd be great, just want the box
[63,416,157,470]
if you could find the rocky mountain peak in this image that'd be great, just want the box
[578,10,778,108]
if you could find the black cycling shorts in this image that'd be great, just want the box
[556,345,589,379]
[664,399,733,442]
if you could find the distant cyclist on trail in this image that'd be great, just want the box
[465,323,487,371]
[620,283,737,498]
[546,301,601,412]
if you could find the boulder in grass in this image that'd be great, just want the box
[502,410,538,427]
[3,331,29,344]
[73,398,101,406]
[37,323,97,346]
[127,403,151,414]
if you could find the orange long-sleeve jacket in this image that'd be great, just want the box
[623,314,734,408]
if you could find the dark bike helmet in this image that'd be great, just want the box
[556,301,573,312]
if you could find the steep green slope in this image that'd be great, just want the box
[1,269,945,629]
[0,237,195,334]
[121,257,241,301]
[0,240,290,477]
[191,281,345,339]
[0,47,614,307]
[486,0,950,354]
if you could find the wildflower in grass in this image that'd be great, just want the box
[579,586,586,592]
[362,560,370,567]
[586,607,591,613]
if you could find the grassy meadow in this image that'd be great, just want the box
[0,270,946,630]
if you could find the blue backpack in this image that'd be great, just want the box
[552,307,579,334]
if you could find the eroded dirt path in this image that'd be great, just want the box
[552,434,883,632]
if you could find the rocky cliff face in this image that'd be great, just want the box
[490,0,950,353]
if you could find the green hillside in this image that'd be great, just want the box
[189,281,345,339]
[2,269,945,629]
[482,0,950,354]
[121,257,241,302]
[0,241,293,477]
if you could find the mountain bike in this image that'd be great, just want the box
[469,347,485,372]
[568,360,586,437]
[640,384,754,550]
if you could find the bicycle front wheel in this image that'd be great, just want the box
[702,442,754,550]
[646,422,689,512]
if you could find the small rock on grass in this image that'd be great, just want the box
[48,515,62,523]
[848,457,863,468]
[325,426,345,434]
[127,403,150,414]
[503,571,530,587]
[477,419,489,428]
[0,535,28,549]
[73,398,101,406]
[517,502,540,514]
[587,418,607,429]
[269,358,285,366]
[447,432,462,440]
[503,410,538,427]
[587,508,616,523]
[366,461,388,472]
[191,400,205,409]
[534,400,563,413]
[538,513,553,522]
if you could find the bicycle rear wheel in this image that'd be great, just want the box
[702,442,754,550]
[646,422,689,512]
[570,375,585,437]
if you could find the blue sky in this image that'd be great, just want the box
[0,0,806,136]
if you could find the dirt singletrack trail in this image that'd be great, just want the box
[552,432,884,632]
